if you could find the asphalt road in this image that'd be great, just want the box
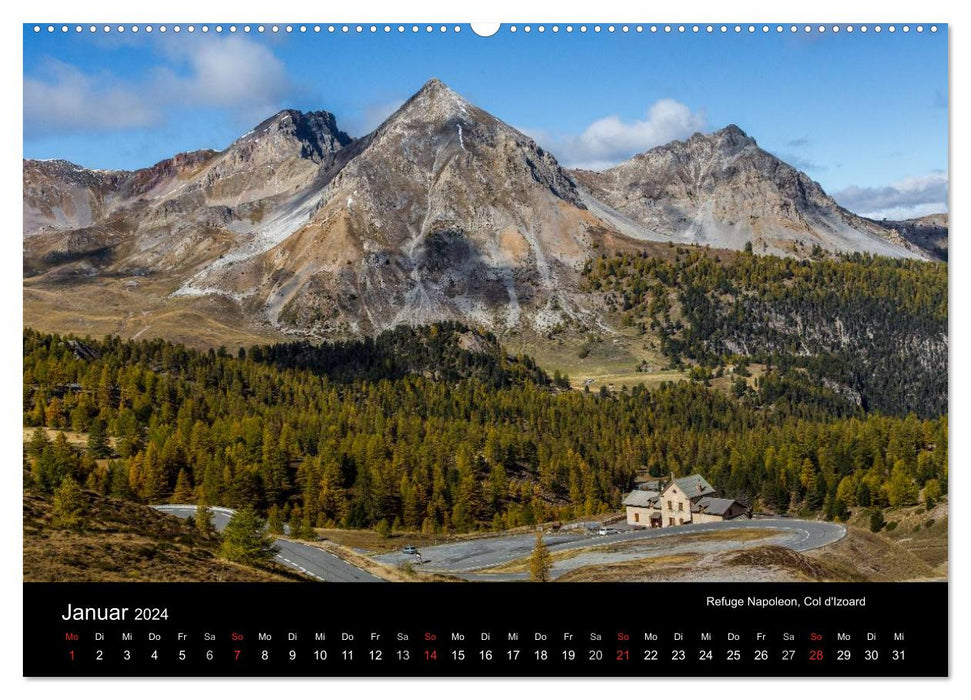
[154,505,845,583]
[153,504,382,583]
[374,518,846,578]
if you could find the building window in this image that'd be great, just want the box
[678,502,683,512]
[678,518,684,525]
[634,512,640,523]
[667,500,673,510]
[668,517,674,526]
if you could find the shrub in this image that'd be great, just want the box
[375,519,391,539]
[869,509,886,533]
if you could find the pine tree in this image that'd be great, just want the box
[196,500,214,536]
[171,469,194,504]
[141,443,168,502]
[108,461,132,499]
[115,409,142,458]
[219,507,277,565]
[528,532,552,582]
[33,433,79,492]
[51,476,85,529]
[886,460,919,507]
[87,419,111,458]
[832,497,849,521]
[85,462,110,496]
[27,427,49,459]
[869,509,886,533]
[266,504,284,535]
[45,397,64,428]
[296,516,316,541]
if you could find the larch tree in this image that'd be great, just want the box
[528,532,553,582]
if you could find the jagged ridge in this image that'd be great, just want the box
[24,81,932,343]
[572,125,926,259]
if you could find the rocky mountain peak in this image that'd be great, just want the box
[710,124,757,150]
[573,125,924,260]
[417,77,449,94]
[362,78,580,203]
[381,78,481,131]
[237,108,352,163]
[414,78,465,105]
[635,124,757,165]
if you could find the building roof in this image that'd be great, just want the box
[669,474,717,499]
[696,497,741,516]
[622,490,660,507]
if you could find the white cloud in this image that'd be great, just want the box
[24,59,161,136]
[529,98,705,170]
[833,172,948,221]
[154,37,292,111]
[24,38,293,138]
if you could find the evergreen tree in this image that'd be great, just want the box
[32,433,80,493]
[528,532,553,582]
[108,461,132,499]
[869,509,886,533]
[51,476,85,529]
[27,427,49,459]
[218,507,277,565]
[296,516,317,541]
[171,469,194,503]
[196,500,214,536]
[832,497,849,521]
[86,419,111,458]
[266,504,284,535]
[886,461,919,507]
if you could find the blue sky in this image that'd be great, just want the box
[23,24,948,219]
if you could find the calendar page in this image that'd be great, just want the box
[21,21,948,677]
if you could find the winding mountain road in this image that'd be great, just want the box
[374,518,846,581]
[154,505,845,583]
[153,504,382,583]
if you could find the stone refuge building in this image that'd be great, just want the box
[622,474,749,528]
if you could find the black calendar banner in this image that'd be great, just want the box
[24,582,948,677]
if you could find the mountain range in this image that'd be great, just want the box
[23,78,944,342]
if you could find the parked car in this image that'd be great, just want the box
[597,527,617,536]
[402,545,419,555]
